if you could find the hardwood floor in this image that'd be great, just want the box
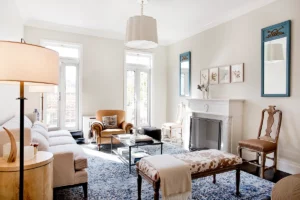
[241,162,290,183]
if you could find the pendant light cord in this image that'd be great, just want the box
[141,0,144,16]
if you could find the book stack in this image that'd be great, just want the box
[117,134,131,140]
[130,134,153,144]
[132,152,149,163]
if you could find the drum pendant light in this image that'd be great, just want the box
[125,0,158,49]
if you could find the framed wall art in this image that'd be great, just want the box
[231,63,244,83]
[209,67,219,84]
[200,69,209,85]
[219,65,231,84]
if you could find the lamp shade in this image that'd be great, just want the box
[266,43,284,62]
[29,86,56,93]
[0,41,59,85]
[125,15,158,49]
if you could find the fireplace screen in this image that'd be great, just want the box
[189,117,222,151]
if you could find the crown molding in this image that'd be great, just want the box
[24,0,279,46]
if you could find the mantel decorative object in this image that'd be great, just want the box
[197,84,209,99]
[2,127,17,162]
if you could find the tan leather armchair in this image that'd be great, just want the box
[91,110,133,150]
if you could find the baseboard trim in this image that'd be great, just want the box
[243,151,300,174]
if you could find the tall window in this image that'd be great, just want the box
[41,40,80,130]
[125,52,152,127]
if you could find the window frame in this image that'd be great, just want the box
[40,39,83,131]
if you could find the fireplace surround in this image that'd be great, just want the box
[186,99,244,154]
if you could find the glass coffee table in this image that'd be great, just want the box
[111,134,163,173]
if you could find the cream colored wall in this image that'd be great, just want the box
[24,27,167,128]
[0,0,24,124]
[167,0,300,173]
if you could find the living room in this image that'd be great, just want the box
[0,0,299,199]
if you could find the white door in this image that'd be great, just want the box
[44,60,79,130]
[125,52,152,127]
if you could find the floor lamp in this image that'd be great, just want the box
[29,86,55,122]
[0,40,59,200]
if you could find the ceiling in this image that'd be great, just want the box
[15,0,277,45]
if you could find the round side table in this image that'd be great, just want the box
[0,151,54,200]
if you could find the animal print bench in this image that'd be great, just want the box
[136,149,242,200]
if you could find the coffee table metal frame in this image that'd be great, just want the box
[111,134,163,173]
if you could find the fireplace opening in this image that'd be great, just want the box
[189,117,222,151]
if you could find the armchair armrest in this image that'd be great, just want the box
[121,121,133,133]
[91,121,104,137]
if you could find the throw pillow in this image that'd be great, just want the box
[102,115,118,129]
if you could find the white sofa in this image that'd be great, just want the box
[0,115,88,197]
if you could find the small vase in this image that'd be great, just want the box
[205,91,209,99]
[202,91,206,99]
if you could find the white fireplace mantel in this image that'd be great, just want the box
[185,98,245,154]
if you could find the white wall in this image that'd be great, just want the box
[167,0,300,174]
[0,0,24,124]
[24,27,167,128]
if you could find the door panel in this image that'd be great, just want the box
[139,71,149,126]
[126,69,150,127]
[126,70,136,126]
[64,65,78,128]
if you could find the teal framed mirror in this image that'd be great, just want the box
[261,20,291,97]
[179,52,191,96]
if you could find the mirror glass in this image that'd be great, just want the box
[264,37,287,94]
[180,52,191,96]
[262,20,291,97]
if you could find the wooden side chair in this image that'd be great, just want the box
[237,105,282,179]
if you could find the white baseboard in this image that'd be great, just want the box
[243,151,300,174]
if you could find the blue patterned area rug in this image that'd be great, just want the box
[54,143,274,200]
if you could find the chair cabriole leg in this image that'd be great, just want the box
[260,152,266,178]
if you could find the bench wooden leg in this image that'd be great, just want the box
[213,174,216,184]
[154,181,160,200]
[137,174,142,200]
[236,167,240,196]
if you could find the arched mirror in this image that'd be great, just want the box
[180,52,191,96]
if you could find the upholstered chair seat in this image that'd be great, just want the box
[238,139,277,152]
[101,129,126,136]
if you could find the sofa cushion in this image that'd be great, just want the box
[2,116,32,129]
[33,121,48,132]
[49,136,76,146]
[49,144,88,170]
[48,130,72,138]
[31,131,50,151]
[101,129,126,137]
[32,124,49,140]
